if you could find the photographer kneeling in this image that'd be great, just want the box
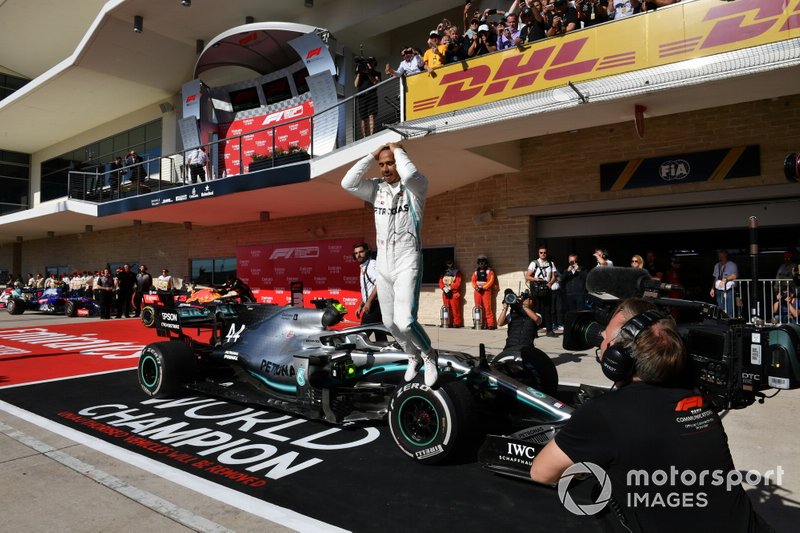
[497,289,542,349]
[531,298,772,532]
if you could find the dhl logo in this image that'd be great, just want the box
[409,0,799,117]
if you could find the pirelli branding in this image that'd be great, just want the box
[406,0,800,120]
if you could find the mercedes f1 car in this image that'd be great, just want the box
[138,300,573,466]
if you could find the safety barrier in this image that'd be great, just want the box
[728,278,799,324]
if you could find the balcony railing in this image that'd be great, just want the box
[67,75,402,203]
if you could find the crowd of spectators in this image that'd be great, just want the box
[385,0,681,79]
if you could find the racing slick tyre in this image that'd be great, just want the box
[490,345,558,397]
[388,379,479,465]
[138,341,195,398]
[64,300,77,317]
[7,298,24,315]
[141,305,157,328]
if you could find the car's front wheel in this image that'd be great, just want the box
[138,341,194,398]
[388,379,478,464]
[64,300,77,317]
[7,298,24,315]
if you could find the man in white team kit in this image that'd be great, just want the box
[341,142,438,386]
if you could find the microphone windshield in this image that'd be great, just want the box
[585,267,649,300]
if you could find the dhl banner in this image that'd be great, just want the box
[237,239,362,312]
[406,0,800,120]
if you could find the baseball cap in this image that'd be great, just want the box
[429,30,440,37]
[478,24,490,32]
[470,17,479,23]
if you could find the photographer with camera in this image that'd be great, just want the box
[467,24,497,58]
[544,0,578,37]
[772,288,799,324]
[497,289,542,349]
[385,47,423,78]
[531,297,770,532]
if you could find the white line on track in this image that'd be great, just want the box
[0,419,234,533]
[0,400,349,533]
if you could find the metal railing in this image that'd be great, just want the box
[67,76,403,203]
[728,279,799,324]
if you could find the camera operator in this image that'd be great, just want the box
[355,56,380,138]
[497,289,542,349]
[531,298,770,532]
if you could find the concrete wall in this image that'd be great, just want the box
[8,94,800,325]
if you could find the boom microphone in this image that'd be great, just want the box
[586,267,683,300]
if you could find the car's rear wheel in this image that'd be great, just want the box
[138,341,194,398]
[64,300,77,317]
[490,345,558,397]
[388,379,478,464]
[141,305,156,328]
[7,298,24,315]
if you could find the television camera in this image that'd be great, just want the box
[563,267,800,411]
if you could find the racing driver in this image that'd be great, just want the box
[341,142,438,387]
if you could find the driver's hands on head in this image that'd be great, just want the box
[387,142,403,152]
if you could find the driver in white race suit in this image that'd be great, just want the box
[341,142,438,387]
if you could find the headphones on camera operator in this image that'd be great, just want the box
[599,309,668,382]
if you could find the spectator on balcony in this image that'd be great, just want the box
[496,20,515,50]
[125,150,147,186]
[108,156,124,195]
[467,24,497,57]
[445,26,467,62]
[516,5,547,44]
[464,16,480,40]
[576,0,611,27]
[544,0,578,37]
[187,146,209,183]
[423,31,447,72]
[355,56,381,138]
[385,47,423,78]
[609,0,643,20]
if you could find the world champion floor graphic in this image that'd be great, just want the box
[0,321,585,532]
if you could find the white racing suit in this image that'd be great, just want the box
[341,148,434,364]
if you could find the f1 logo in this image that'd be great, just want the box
[306,47,322,59]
